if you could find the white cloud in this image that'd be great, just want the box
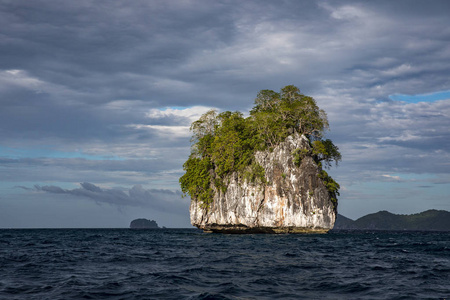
[0,69,44,91]
[329,5,367,20]
[122,106,220,139]
[127,124,191,138]
[381,64,414,76]
[381,174,401,181]
[146,106,216,122]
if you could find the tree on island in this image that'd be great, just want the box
[180,85,341,209]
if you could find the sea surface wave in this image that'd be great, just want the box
[0,229,449,299]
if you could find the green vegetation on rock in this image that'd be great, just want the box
[180,85,341,208]
[318,170,340,207]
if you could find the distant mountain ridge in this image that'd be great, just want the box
[333,210,450,231]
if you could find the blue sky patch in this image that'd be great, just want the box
[389,90,450,103]
[159,106,188,111]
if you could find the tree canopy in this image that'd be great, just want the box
[180,85,341,208]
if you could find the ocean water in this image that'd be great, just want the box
[0,229,449,300]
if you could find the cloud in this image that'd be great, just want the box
[1,0,450,224]
[146,106,216,123]
[128,106,218,139]
[33,182,189,215]
[381,174,401,181]
[2,156,186,189]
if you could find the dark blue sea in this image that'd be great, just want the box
[0,229,449,299]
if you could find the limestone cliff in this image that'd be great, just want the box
[190,133,336,233]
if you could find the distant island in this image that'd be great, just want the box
[129,218,159,229]
[333,209,450,231]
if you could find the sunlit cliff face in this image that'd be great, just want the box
[191,134,336,233]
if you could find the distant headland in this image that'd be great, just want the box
[129,218,159,229]
[333,209,450,231]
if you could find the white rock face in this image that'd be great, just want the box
[190,133,336,233]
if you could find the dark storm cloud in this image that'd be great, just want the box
[0,0,240,104]
[34,182,188,215]
[0,0,234,151]
[1,0,449,144]
[327,96,450,175]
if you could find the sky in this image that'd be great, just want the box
[0,0,449,228]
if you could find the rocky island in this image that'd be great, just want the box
[129,218,159,229]
[180,85,341,233]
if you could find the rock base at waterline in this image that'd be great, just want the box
[198,224,330,234]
